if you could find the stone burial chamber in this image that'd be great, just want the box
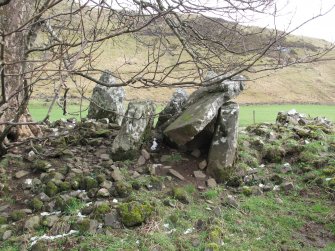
[160,73,245,182]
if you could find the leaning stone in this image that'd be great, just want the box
[15,170,29,179]
[87,70,125,125]
[156,88,188,129]
[207,102,239,183]
[168,169,185,181]
[164,78,244,146]
[111,101,155,160]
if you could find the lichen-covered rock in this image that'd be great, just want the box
[114,181,132,198]
[118,201,154,227]
[164,79,244,146]
[207,102,239,182]
[45,181,58,197]
[87,70,125,125]
[82,176,98,191]
[31,159,51,172]
[30,198,44,212]
[10,210,26,221]
[172,187,189,204]
[156,88,188,129]
[111,100,155,160]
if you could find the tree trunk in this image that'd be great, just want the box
[0,0,41,149]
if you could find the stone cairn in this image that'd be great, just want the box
[158,72,245,182]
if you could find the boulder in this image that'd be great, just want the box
[87,70,125,125]
[111,101,155,160]
[156,88,188,129]
[207,102,239,183]
[164,79,244,146]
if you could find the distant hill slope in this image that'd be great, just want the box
[31,3,335,104]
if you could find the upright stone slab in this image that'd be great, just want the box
[164,79,244,146]
[87,70,125,125]
[156,88,188,129]
[111,101,155,160]
[207,102,239,183]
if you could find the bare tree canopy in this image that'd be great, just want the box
[0,0,334,152]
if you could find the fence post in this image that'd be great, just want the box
[253,110,256,124]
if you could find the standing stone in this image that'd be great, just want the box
[87,70,125,125]
[207,102,239,183]
[156,88,188,129]
[111,101,155,160]
[164,80,244,146]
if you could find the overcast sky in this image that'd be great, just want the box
[251,0,335,42]
[87,0,335,42]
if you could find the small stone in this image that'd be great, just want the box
[100,154,110,161]
[15,170,29,179]
[275,197,284,204]
[194,171,206,180]
[27,151,36,161]
[141,149,150,160]
[281,182,294,192]
[42,215,59,228]
[206,178,217,188]
[2,230,12,240]
[111,168,123,181]
[137,155,146,166]
[131,171,141,179]
[198,160,207,170]
[223,195,239,208]
[23,178,33,189]
[191,149,201,158]
[24,215,40,230]
[281,163,292,173]
[168,169,185,181]
[97,188,110,197]
[104,210,122,229]
[100,180,113,190]
[247,168,258,175]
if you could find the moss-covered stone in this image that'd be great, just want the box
[118,201,154,227]
[93,203,111,218]
[172,187,189,204]
[96,174,106,184]
[83,176,98,190]
[242,186,252,196]
[208,226,223,243]
[262,144,285,162]
[226,176,242,188]
[115,181,132,198]
[45,181,58,197]
[204,242,219,251]
[10,210,26,221]
[0,215,7,225]
[59,181,71,192]
[74,219,91,233]
[30,198,44,212]
[31,160,50,172]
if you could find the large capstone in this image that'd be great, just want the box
[164,79,244,146]
[87,70,125,125]
[156,88,188,129]
[111,101,155,160]
[207,102,239,183]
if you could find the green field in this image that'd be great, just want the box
[28,100,335,126]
